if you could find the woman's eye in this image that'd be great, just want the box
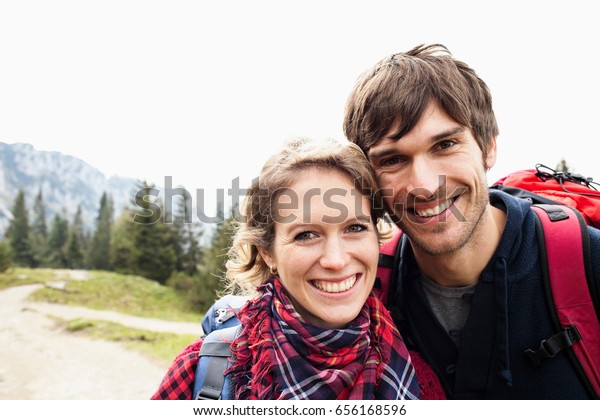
[347,223,368,233]
[294,231,316,241]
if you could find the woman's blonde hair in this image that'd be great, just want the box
[224,137,390,296]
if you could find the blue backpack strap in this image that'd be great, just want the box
[193,324,242,400]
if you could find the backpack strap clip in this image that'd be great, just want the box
[215,308,236,325]
[525,325,582,367]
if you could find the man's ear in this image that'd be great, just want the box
[484,136,497,170]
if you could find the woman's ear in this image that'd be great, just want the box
[258,247,274,269]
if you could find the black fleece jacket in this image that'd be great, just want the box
[395,189,600,399]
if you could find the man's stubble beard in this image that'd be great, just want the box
[396,186,490,257]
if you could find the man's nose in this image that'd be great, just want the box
[404,157,442,200]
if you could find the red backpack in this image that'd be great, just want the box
[493,163,600,228]
[373,164,600,399]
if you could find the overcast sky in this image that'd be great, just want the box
[1,0,598,213]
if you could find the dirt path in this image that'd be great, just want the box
[0,273,203,400]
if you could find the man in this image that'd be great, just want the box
[343,44,600,399]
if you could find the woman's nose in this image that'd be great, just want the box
[319,238,348,271]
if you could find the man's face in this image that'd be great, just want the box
[367,101,497,256]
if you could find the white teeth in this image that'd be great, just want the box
[415,198,453,217]
[313,275,357,293]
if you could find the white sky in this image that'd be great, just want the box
[1,0,598,212]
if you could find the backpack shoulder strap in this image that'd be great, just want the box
[193,324,242,400]
[526,204,600,398]
[374,228,403,305]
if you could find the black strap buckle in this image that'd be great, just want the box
[525,325,582,367]
[195,387,222,400]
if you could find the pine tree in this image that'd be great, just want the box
[0,240,13,272]
[110,208,134,273]
[46,212,69,268]
[31,189,49,267]
[5,189,34,267]
[89,192,114,270]
[181,223,203,276]
[204,213,235,286]
[191,210,235,308]
[130,181,176,283]
[166,195,185,273]
[171,192,203,275]
[65,205,86,269]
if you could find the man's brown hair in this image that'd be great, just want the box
[343,44,499,160]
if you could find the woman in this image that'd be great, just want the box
[152,138,441,400]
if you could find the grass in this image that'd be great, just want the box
[0,268,202,322]
[61,318,199,364]
[0,267,205,363]
[0,267,62,288]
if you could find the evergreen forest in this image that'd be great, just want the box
[0,181,235,313]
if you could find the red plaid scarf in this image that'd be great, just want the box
[228,277,420,399]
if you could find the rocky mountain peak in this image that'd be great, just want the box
[0,142,138,236]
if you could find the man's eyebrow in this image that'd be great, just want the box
[368,126,467,161]
[430,126,466,142]
[367,147,394,161]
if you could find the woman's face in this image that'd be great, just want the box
[261,167,379,329]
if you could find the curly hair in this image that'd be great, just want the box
[224,137,390,296]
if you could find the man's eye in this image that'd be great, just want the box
[381,156,401,167]
[438,140,456,150]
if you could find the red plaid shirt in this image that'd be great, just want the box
[151,338,204,399]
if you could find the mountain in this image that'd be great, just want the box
[0,142,138,237]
